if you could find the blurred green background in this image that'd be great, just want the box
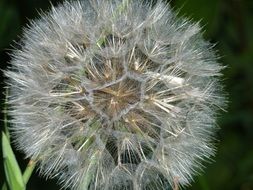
[0,0,253,189]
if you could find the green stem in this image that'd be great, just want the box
[22,160,36,185]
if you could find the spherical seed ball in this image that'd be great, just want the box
[5,0,226,189]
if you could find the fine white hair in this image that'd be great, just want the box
[5,0,226,189]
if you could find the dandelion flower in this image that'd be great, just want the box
[5,0,226,189]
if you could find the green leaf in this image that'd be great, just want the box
[2,132,25,190]
[1,183,8,190]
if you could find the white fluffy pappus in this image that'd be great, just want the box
[5,0,226,189]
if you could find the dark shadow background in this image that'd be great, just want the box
[0,0,253,189]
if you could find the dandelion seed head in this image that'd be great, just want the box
[5,0,226,189]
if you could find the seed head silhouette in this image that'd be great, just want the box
[5,0,226,189]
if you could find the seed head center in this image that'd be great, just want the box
[92,77,142,120]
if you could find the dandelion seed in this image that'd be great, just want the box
[5,0,226,189]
